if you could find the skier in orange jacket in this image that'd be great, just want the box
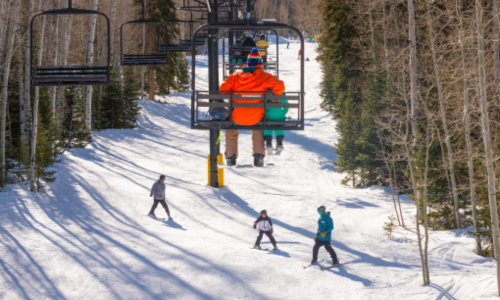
[220,48,285,167]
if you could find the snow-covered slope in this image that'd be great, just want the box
[0,42,497,300]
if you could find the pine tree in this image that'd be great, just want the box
[62,86,89,148]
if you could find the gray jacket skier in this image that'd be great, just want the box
[150,179,166,201]
[149,175,171,219]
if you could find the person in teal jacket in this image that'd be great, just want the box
[264,96,288,150]
[311,206,339,265]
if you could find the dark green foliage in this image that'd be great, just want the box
[94,69,141,130]
[318,0,384,187]
[62,86,90,148]
[33,116,56,192]
[133,0,191,96]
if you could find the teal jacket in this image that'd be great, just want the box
[265,100,288,121]
[316,212,334,241]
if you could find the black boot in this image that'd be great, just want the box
[227,154,237,167]
[265,136,272,148]
[276,135,284,149]
[253,154,264,167]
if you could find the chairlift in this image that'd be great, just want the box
[30,0,111,86]
[120,0,168,66]
[159,16,208,53]
[191,21,305,131]
[222,29,279,79]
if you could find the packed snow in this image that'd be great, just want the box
[0,40,497,300]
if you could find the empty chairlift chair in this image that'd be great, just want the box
[30,0,111,86]
[120,0,168,66]
[159,18,208,53]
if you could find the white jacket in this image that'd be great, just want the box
[254,216,273,232]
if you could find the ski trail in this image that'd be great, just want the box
[0,41,497,300]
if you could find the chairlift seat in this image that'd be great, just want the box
[192,91,304,131]
[121,53,168,66]
[160,43,192,52]
[30,2,111,87]
[32,66,109,86]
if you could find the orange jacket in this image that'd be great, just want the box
[219,67,285,126]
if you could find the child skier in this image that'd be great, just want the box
[149,175,171,220]
[311,206,339,265]
[253,210,278,250]
[264,95,288,154]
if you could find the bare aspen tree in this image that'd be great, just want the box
[475,0,500,295]
[458,0,481,255]
[23,0,36,147]
[0,0,13,75]
[382,0,391,92]
[1,0,21,177]
[422,109,432,286]
[51,0,61,119]
[85,0,99,130]
[19,43,25,149]
[408,0,418,145]
[110,0,117,62]
[30,2,48,192]
[425,0,461,228]
[494,0,500,103]
[368,0,376,60]
[141,0,147,100]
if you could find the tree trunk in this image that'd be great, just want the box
[408,0,418,145]
[393,158,405,227]
[23,0,36,148]
[457,0,481,255]
[85,0,99,131]
[51,0,61,123]
[425,0,461,228]
[368,0,376,60]
[110,0,117,63]
[19,47,26,149]
[30,5,48,192]
[382,0,391,93]
[1,0,20,176]
[422,106,433,286]
[476,0,500,295]
[494,0,500,103]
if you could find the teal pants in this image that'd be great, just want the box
[264,130,285,138]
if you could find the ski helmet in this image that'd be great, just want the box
[317,206,326,215]
[260,34,265,40]
[261,210,267,215]
[160,175,166,180]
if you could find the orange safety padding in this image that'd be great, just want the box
[220,67,285,126]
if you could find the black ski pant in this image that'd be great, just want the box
[255,230,276,248]
[150,200,170,217]
[312,240,338,263]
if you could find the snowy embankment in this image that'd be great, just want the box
[0,41,497,300]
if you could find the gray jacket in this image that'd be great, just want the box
[150,180,166,201]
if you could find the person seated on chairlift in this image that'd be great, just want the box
[256,34,270,64]
[241,33,257,47]
[220,48,285,167]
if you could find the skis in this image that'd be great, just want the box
[266,146,283,156]
[319,262,350,270]
[302,260,324,269]
[218,163,275,169]
[148,214,171,222]
[250,247,270,251]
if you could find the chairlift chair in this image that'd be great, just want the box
[222,29,279,79]
[159,19,208,53]
[191,21,305,131]
[120,0,168,66]
[30,0,111,86]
